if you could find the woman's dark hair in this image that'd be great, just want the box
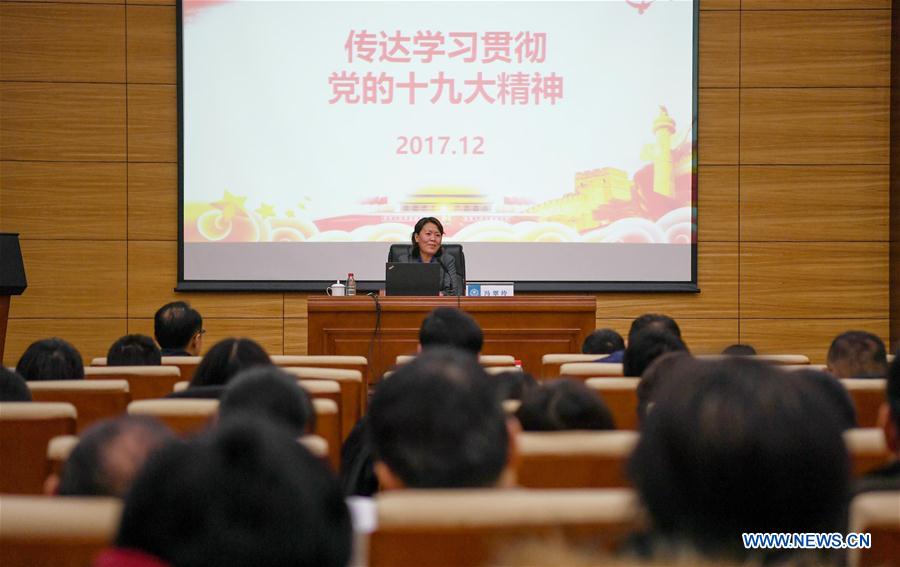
[0,367,32,401]
[582,328,625,355]
[410,217,444,258]
[189,338,271,387]
[623,329,688,378]
[220,366,316,436]
[515,379,615,431]
[107,334,162,366]
[16,337,84,381]
[636,351,693,424]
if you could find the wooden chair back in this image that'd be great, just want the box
[558,362,625,381]
[844,428,893,478]
[270,355,367,381]
[696,354,811,365]
[0,496,121,567]
[516,431,639,489]
[284,367,363,441]
[541,354,607,379]
[92,356,201,382]
[0,403,77,494]
[84,366,181,401]
[28,380,130,432]
[848,491,900,567]
[841,379,886,428]
[396,354,516,368]
[370,489,641,567]
[585,378,641,430]
[127,399,218,436]
[312,398,341,471]
[46,435,79,477]
[485,366,521,375]
[299,434,329,460]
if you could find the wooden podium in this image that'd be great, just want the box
[308,295,596,383]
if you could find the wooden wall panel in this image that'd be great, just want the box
[284,295,311,319]
[3,319,128,367]
[741,1,890,9]
[698,166,738,242]
[128,162,177,240]
[740,319,890,364]
[595,318,740,356]
[127,318,284,356]
[9,241,127,319]
[0,162,127,240]
[127,241,284,318]
[284,318,310,355]
[741,243,888,319]
[741,10,891,87]
[127,84,176,162]
[595,242,738,320]
[126,0,174,6]
[740,165,889,242]
[10,0,124,4]
[740,88,890,165]
[127,5,176,84]
[698,88,739,165]
[0,83,126,161]
[700,0,740,9]
[0,3,125,83]
[699,11,739,88]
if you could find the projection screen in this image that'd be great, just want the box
[178,0,698,291]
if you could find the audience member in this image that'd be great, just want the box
[582,328,625,356]
[788,368,857,430]
[418,307,484,356]
[50,416,175,498]
[219,366,316,436]
[0,367,31,401]
[187,337,271,389]
[369,347,515,489]
[636,351,693,424]
[491,370,538,401]
[103,417,352,567]
[826,330,888,378]
[107,334,162,366]
[622,329,688,378]
[16,337,84,381]
[154,301,204,357]
[629,357,849,563]
[855,351,900,493]
[515,379,615,431]
[721,343,757,356]
[596,313,682,364]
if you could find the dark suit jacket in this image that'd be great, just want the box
[391,247,459,296]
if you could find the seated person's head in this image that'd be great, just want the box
[189,337,271,387]
[492,370,538,401]
[721,343,757,356]
[788,368,857,430]
[627,314,681,345]
[636,351,693,424]
[515,379,615,431]
[623,329,689,378]
[54,416,175,497]
[369,347,513,489]
[107,334,161,366]
[153,301,204,356]
[15,337,84,381]
[113,417,352,567]
[881,351,900,457]
[220,366,316,436]
[582,328,625,355]
[826,330,888,378]
[418,307,483,356]
[629,357,849,562]
[0,367,31,401]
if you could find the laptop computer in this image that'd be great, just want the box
[385,262,442,296]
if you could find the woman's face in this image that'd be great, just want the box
[415,222,443,258]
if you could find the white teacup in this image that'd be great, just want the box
[326,282,346,296]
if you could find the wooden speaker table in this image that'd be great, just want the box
[308,295,595,384]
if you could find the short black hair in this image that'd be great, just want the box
[16,337,84,381]
[721,343,757,356]
[58,416,175,497]
[369,347,507,488]
[623,329,689,378]
[0,367,31,401]
[582,328,625,355]
[636,351,693,423]
[788,368,857,430]
[887,350,900,432]
[515,379,615,431]
[419,307,484,356]
[189,338,271,387]
[627,314,681,345]
[220,366,316,436]
[629,357,849,561]
[153,301,203,351]
[115,417,352,567]
[826,330,888,378]
[491,370,538,401]
[107,334,162,366]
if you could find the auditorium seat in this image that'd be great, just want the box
[0,495,121,567]
[370,488,641,567]
[396,354,516,368]
[299,434,329,460]
[46,435,79,477]
[696,354,811,365]
[28,380,130,432]
[485,366,522,375]
[311,399,341,470]
[91,356,201,382]
[299,379,342,413]
[0,403,77,494]
[516,431,639,489]
[585,378,641,430]
[127,399,217,436]
[844,428,893,478]
[558,362,626,380]
[541,353,606,379]
[270,355,367,377]
[848,491,900,567]
[84,366,181,401]
[841,379,886,428]
[283,367,363,440]
[782,364,829,372]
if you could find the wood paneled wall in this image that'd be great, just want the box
[891,0,900,347]
[0,0,893,366]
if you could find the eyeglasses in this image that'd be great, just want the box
[196,329,207,336]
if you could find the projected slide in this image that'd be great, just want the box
[180,0,697,288]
